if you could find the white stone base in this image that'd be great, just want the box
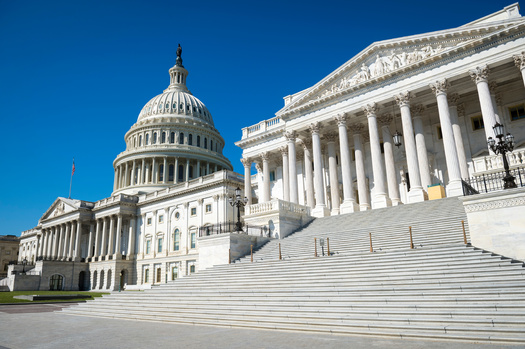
[407,188,428,203]
[446,180,464,197]
[312,205,330,218]
[340,200,359,214]
[391,199,403,206]
[372,194,392,209]
[330,208,340,216]
[359,204,371,211]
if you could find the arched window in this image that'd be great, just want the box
[204,137,207,149]
[49,274,64,291]
[178,165,184,182]
[161,132,166,144]
[197,135,200,147]
[159,164,164,182]
[153,132,157,144]
[210,141,213,151]
[170,132,175,144]
[168,164,174,182]
[179,132,184,144]
[146,134,150,145]
[188,134,193,146]
[139,135,143,146]
[173,229,180,251]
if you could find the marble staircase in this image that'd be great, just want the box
[62,198,525,344]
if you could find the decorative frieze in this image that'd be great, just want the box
[464,196,525,213]
[513,52,525,70]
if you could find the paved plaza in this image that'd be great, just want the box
[0,303,524,349]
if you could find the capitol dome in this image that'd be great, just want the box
[112,46,233,195]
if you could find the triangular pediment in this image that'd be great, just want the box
[40,197,80,221]
[277,11,524,117]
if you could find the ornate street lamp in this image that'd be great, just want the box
[22,257,27,273]
[229,187,248,232]
[392,130,403,148]
[487,123,517,189]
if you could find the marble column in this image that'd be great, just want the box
[448,93,470,179]
[130,160,136,186]
[469,65,497,150]
[74,221,81,260]
[145,162,150,184]
[309,122,330,217]
[299,139,315,209]
[128,217,136,257]
[260,152,271,202]
[108,216,115,257]
[285,131,298,204]
[363,103,391,208]
[513,52,525,88]
[50,227,57,260]
[488,82,502,124]
[68,222,76,259]
[394,92,426,202]
[94,219,101,258]
[241,158,252,204]
[185,159,190,181]
[101,217,108,257]
[152,158,157,184]
[279,146,290,202]
[430,79,463,197]
[350,124,370,211]
[163,157,168,183]
[87,224,94,258]
[124,162,129,187]
[411,105,432,190]
[113,168,118,191]
[335,114,358,213]
[378,114,401,205]
[115,214,122,258]
[57,225,64,260]
[325,132,341,215]
[62,224,70,260]
[141,159,145,185]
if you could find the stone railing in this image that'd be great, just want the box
[94,193,139,208]
[241,116,283,139]
[246,199,311,216]
[472,147,525,174]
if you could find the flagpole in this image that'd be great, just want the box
[69,158,75,199]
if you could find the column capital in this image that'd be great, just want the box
[429,79,449,96]
[279,146,288,155]
[197,198,204,205]
[513,51,525,70]
[457,103,465,117]
[349,123,365,134]
[308,122,322,135]
[334,113,348,126]
[488,81,498,94]
[394,91,411,107]
[469,64,490,84]
[410,104,425,116]
[255,162,262,173]
[213,194,219,201]
[323,132,338,143]
[297,138,312,149]
[447,93,460,107]
[284,130,297,142]
[240,157,251,167]
[260,151,270,162]
[362,103,378,117]
[377,113,393,126]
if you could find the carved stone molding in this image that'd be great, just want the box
[284,130,297,142]
[457,103,465,118]
[213,194,219,201]
[513,52,525,70]
[255,162,262,172]
[464,197,525,213]
[410,104,425,116]
[447,93,460,107]
[349,123,365,134]
[240,157,251,167]
[488,81,498,94]
[309,122,322,135]
[323,132,338,143]
[377,113,393,126]
[362,103,379,117]
[334,113,348,126]
[394,91,411,107]
[495,93,503,107]
[429,79,449,96]
[298,138,312,149]
[279,146,288,155]
[260,152,270,162]
[469,65,490,84]
[197,198,204,205]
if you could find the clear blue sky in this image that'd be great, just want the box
[0,0,513,235]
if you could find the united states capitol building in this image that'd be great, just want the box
[7,3,525,295]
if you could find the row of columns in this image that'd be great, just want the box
[89,215,136,260]
[242,61,517,214]
[38,221,82,261]
[114,157,221,191]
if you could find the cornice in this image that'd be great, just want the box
[234,127,285,148]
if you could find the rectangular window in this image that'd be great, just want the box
[205,204,212,213]
[191,207,197,216]
[471,115,484,131]
[174,232,180,251]
[270,170,275,182]
[146,240,151,254]
[190,265,195,274]
[510,104,525,121]
[191,232,196,249]
[144,269,149,283]
[158,238,163,253]
[147,217,152,226]
[172,267,178,280]
[158,215,164,223]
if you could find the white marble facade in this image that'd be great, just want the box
[237,3,525,217]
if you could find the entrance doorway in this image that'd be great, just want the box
[156,267,162,283]
[49,274,64,291]
[78,271,86,291]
